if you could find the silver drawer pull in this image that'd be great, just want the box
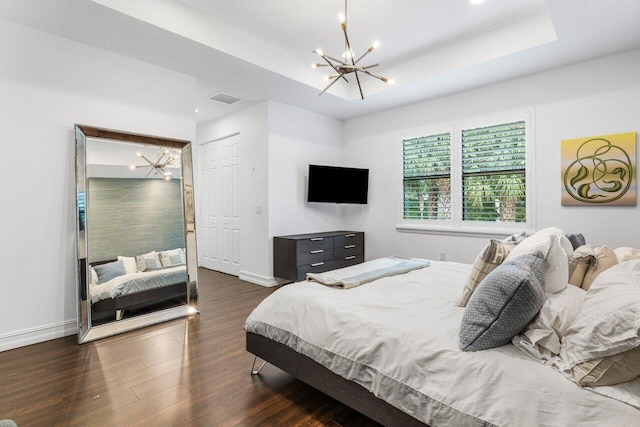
[345,256,356,260]
[311,262,325,267]
[344,234,355,237]
[310,250,324,254]
[345,244,356,249]
[310,237,324,241]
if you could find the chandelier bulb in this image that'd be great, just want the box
[338,13,345,23]
[315,48,324,56]
[129,165,136,170]
[136,152,142,157]
[372,40,380,50]
[312,63,319,69]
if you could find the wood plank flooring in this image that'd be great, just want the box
[0,269,380,426]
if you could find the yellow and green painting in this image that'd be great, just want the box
[561,132,636,206]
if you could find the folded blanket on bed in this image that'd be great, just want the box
[307,256,430,289]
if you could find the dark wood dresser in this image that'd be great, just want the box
[273,231,365,282]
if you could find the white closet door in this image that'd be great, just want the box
[199,135,240,276]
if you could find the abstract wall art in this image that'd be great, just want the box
[561,132,636,206]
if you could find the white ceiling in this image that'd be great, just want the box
[2,0,640,124]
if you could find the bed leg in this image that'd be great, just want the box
[115,309,124,321]
[251,356,267,375]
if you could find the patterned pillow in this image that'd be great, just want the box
[459,252,546,352]
[135,251,162,272]
[159,248,186,267]
[458,239,516,307]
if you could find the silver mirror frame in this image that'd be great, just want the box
[75,124,199,344]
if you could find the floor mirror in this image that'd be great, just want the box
[75,124,198,343]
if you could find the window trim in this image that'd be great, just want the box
[397,109,536,236]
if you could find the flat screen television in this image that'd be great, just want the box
[307,164,369,204]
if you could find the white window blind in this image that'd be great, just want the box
[402,132,451,220]
[461,121,526,223]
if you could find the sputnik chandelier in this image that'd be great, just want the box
[130,148,180,180]
[312,0,393,99]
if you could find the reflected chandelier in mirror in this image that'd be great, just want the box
[75,124,198,344]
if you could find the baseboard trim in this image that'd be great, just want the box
[0,319,77,352]
[239,270,278,287]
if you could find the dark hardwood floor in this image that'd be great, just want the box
[0,268,380,426]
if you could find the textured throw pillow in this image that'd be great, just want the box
[93,260,126,284]
[159,248,186,267]
[581,245,617,291]
[505,227,573,262]
[544,235,569,294]
[135,251,162,272]
[457,239,516,307]
[117,256,137,275]
[459,252,547,352]
[568,245,595,287]
[561,260,640,386]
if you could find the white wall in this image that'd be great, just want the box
[0,20,195,351]
[196,103,271,285]
[343,48,640,264]
[195,101,344,286]
[267,101,344,237]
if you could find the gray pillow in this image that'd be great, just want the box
[93,260,126,284]
[459,252,546,352]
[565,233,586,250]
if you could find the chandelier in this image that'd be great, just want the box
[130,148,180,180]
[312,0,392,99]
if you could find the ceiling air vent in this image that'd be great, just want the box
[209,92,242,105]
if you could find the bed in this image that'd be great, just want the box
[245,259,640,426]
[90,257,188,323]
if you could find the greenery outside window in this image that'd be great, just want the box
[399,112,533,235]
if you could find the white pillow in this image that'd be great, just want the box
[561,260,640,367]
[505,227,572,262]
[614,247,640,263]
[117,256,137,275]
[544,235,569,294]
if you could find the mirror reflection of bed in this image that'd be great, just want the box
[86,138,188,325]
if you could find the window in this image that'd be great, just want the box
[399,113,532,234]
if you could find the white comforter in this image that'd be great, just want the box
[245,261,640,427]
[90,266,185,303]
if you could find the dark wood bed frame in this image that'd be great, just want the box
[246,332,427,426]
[90,259,188,323]
[91,282,187,323]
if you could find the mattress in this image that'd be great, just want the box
[245,261,640,427]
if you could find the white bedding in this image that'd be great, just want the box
[245,261,640,427]
[90,265,186,303]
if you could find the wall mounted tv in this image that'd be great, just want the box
[307,164,369,204]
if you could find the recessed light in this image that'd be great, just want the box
[470,0,487,4]
[194,109,198,113]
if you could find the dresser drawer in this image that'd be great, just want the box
[297,248,334,266]
[297,236,334,253]
[334,253,364,269]
[297,260,341,281]
[334,244,364,259]
[334,233,364,248]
